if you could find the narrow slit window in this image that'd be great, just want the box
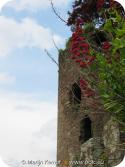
[70,83,81,104]
[79,117,92,144]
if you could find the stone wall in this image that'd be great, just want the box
[57,50,125,167]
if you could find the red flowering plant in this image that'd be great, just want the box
[66,0,125,123]
[68,18,97,103]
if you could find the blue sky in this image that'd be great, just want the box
[0,0,71,98]
[0,0,72,167]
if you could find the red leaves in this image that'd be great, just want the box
[85,89,95,97]
[76,18,84,26]
[69,18,99,99]
[84,55,96,62]
[83,50,90,54]
[80,79,95,98]
[79,56,95,68]
[96,0,104,10]
[80,43,90,49]
[75,59,81,63]
[80,61,87,68]
[69,19,96,98]
[96,0,117,10]
[110,0,117,8]
[80,79,87,88]
[102,41,112,50]
[69,20,96,69]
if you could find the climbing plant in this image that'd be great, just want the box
[66,0,125,124]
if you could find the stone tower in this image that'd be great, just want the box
[57,49,125,167]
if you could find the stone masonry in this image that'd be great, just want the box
[57,50,125,167]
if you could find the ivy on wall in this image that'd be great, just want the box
[65,0,125,124]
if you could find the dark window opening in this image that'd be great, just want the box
[70,83,81,104]
[92,31,107,45]
[79,117,92,144]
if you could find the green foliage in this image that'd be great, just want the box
[95,8,125,124]
[84,23,95,33]
[66,3,125,125]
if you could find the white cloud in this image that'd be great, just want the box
[32,118,57,160]
[0,73,15,84]
[6,0,125,14]
[6,0,71,12]
[2,0,124,13]
[0,91,57,166]
[0,0,11,11]
[0,156,11,167]
[0,16,64,56]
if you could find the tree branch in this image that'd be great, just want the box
[49,0,67,24]
[44,49,58,66]
[52,36,60,52]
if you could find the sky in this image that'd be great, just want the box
[0,0,72,167]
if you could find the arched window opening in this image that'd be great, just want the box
[70,83,81,104]
[79,117,92,144]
